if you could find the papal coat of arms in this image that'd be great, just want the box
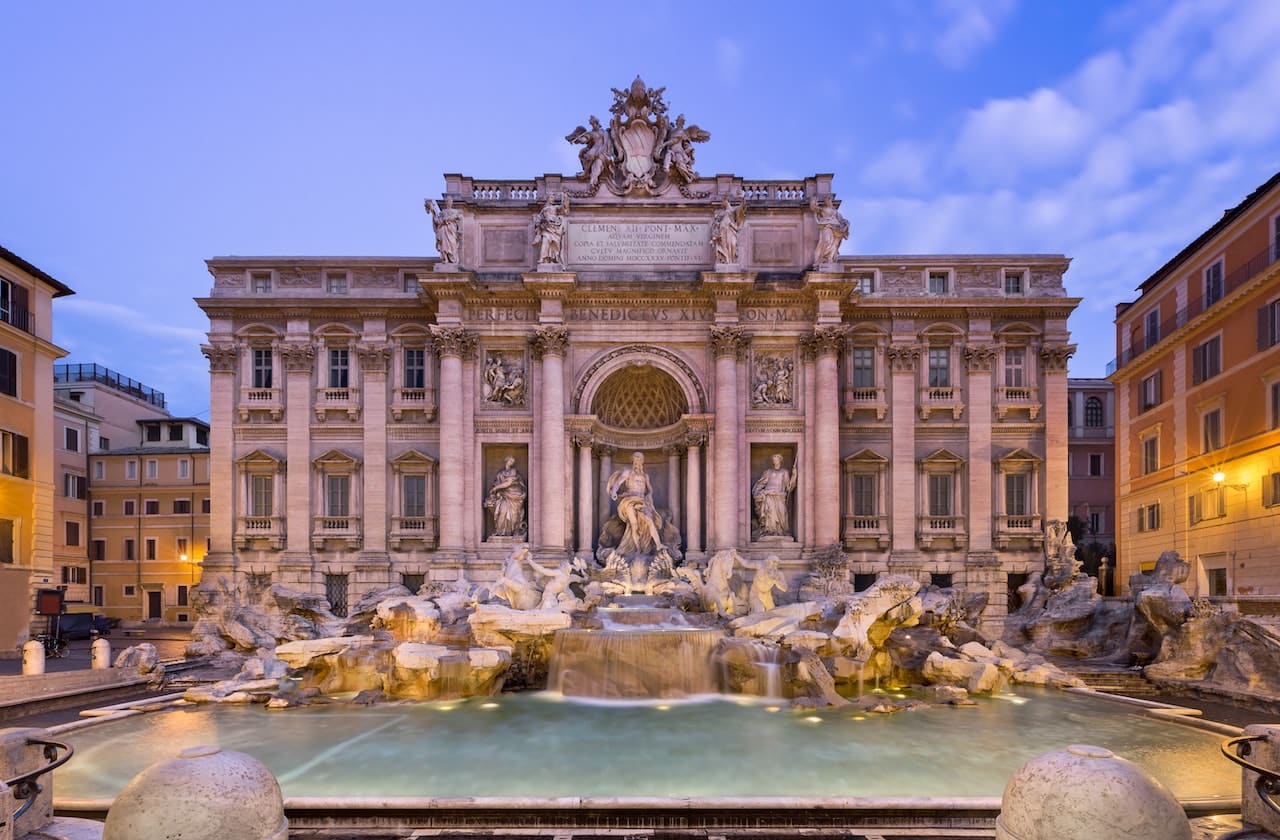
[565,77,710,197]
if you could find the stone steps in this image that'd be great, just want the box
[1063,667,1160,697]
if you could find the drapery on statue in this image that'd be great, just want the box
[484,457,527,537]
[606,451,668,558]
[810,194,850,266]
[425,197,462,264]
[752,453,798,537]
[710,194,746,265]
[532,192,570,264]
[491,544,540,610]
[658,114,709,183]
[745,554,788,613]
[565,116,612,188]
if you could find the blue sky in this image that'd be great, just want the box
[3,1,1278,418]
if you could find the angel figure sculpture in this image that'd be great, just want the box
[659,114,710,183]
[565,116,613,188]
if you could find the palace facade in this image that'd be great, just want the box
[197,81,1077,629]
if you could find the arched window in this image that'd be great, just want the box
[1085,396,1104,427]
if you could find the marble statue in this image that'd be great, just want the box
[491,545,541,610]
[484,457,527,537]
[606,451,668,559]
[710,194,746,265]
[658,114,709,183]
[565,116,613,188]
[751,353,793,406]
[482,353,525,406]
[746,554,788,613]
[425,197,462,264]
[533,193,570,264]
[810,195,850,266]
[526,556,583,612]
[752,453,798,538]
[597,450,683,593]
[677,548,741,617]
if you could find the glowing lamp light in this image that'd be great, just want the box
[1213,471,1226,484]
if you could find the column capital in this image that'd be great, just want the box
[431,326,478,360]
[709,325,750,359]
[685,430,707,448]
[571,431,594,448]
[201,343,238,373]
[530,325,570,358]
[356,341,392,372]
[1039,342,1077,372]
[886,343,922,373]
[279,342,316,372]
[803,325,847,359]
[963,343,998,372]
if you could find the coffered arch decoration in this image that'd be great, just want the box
[591,366,689,430]
[573,344,707,417]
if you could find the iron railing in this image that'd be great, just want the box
[54,363,166,408]
[4,737,74,821]
[1222,733,1280,818]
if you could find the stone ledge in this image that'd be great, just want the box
[0,670,150,709]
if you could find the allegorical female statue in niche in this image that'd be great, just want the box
[484,456,527,537]
[752,453,798,538]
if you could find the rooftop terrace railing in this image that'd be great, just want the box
[1107,239,1280,375]
[54,363,167,409]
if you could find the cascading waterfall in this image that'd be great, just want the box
[548,627,726,699]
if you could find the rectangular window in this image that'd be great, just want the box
[327,271,348,294]
[326,475,350,516]
[927,348,950,387]
[145,459,158,479]
[178,458,190,479]
[123,499,136,516]
[1004,270,1024,295]
[1136,502,1160,532]
[201,497,211,514]
[144,499,159,515]
[145,538,157,560]
[0,429,28,478]
[1261,299,1280,351]
[145,425,161,442]
[1004,347,1025,387]
[1203,409,1223,453]
[0,348,16,397]
[1207,568,1228,597]
[1005,473,1028,517]
[404,348,425,389]
[61,566,87,585]
[91,539,105,561]
[91,500,104,517]
[325,573,349,618]
[401,573,425,593]
[1204,260,1224,308]
[1144,309,1160,350]
[65,521,80,547]
[252,348,273,389]
[93,460,104,480]
[927,474,952,517]
[328,349,349,388]
[0,518,11,563]
[852,274,874,295]
[99,436,110,450]
[251,271,272,293]
[196,427,207,446]
[169,423,183,442]
[64,427,80,452]
[927,271,948,294]
[125,460,137,480]
[1192,336,1221,385]
[1269,472,1280,507]
[1141,436,1159,475]
[852,474,877,517]
[176,536,189,557]
[178,585,189,607]
[403,475,426,517]
[173,498,191,514]
[250,476,273,517]
[124,539,135,561]
[123,584,136,598]
[0,278,27,331]
[63,473,86,499]
[93,586,104,606]
[1089,453,1103,476]
[1089,511,1103,535]
[1140,371,1162,411]
[851,347,875,388]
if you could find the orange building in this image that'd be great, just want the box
[1111,171,1280,595]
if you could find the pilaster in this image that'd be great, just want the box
[806,326,847,546]
[280,342,316,571]
[964,343,997,553]
[531,325,571,559]
[710,325,749,548]
[887,343,921,556]
[1040,343,1076,521]
[357,341,391,559]
[432,326,477,557]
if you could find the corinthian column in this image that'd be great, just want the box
[710,326,749,548]
[1040,343,1076,522]
[431,326,476,556]
[532,326,570,556]
[809,327,846,546]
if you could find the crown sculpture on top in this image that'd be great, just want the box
[565,76,711,198]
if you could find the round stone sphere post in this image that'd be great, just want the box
[21,640,44,675]
[92,637,112,670]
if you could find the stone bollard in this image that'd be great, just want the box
[103,744,287,839]
[21,640,44,676]
[1239,724,1280,837]
[995,743,1190,840]
[91,637,112,670]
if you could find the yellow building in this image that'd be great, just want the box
[0,245,74,652]
[90,416,210,624]
[1111,171,1280,596]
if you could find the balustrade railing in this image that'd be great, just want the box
[470,183,540,202]
[741,182,807,202]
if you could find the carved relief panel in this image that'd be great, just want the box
[480,349,528,408]
[750,349,796,408]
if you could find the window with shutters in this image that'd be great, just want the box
[0,429,29,478]
[1202,408,1223,453]
[1141,434,1159,475]
[0,348,16,397]
[1144,309,1160,350]
[1204,260,1224,309]
[1139,371,1162,412]
[0,278,32,333]
[1136,502,1160,532]
[1191,335,1221,384]
[1266,472,1280,508]
[0,519,12,563]
[1261,298,1280,351]
[64,427,80,452]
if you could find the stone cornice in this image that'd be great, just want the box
[522,272,578,299]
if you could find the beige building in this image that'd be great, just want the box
[0,245,74,652]
[1067,377,1116,590]
[1111,170,1280,596]
[197,81,1077,629]
[90,416,210,623]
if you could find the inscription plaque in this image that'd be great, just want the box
[567,222,710,266]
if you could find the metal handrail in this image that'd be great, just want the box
[1222,733,1280,818]
[4,737,74,821]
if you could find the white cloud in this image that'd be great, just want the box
[716,38,744,85]
[862,141,932,190]
[58,298,207,344]
[934,0,1016,68]
[952,88,1095,182]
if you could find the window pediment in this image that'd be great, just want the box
[919,448,965,466]
[314,449,360,469]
